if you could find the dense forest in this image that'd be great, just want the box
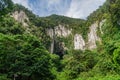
[0,0,120,80]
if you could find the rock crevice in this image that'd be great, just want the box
[47,25,71,53]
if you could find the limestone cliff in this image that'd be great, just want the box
[87,22,101,50]
[47,20,105,52]
[74,34,85,50]
[46,28,55,53]
[46,25,71,53]
[12,11,29,26]
[74,20,105,50]
[11,10,42,35]
[11,10,105,52]
[55,24,72,37]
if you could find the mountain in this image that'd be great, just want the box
[0,0,120,80]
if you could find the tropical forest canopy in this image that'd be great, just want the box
[0,0,120,80]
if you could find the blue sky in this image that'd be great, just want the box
[12,0,106,19]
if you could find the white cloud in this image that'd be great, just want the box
[65,0,106,19]
[48,0,60,5]
[11,0,106,19]
[12,0,31,10]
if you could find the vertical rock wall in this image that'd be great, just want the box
[55,24,72,37]
[47,20,105,52]
[74,34,85,50]
[87,22,100,50]
[46,25,71,53]
[12,11,29,26]
[46,28,55,53]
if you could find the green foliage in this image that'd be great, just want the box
[1,0,120,80]
[0,0,13,16]
[75,74,120,80]
[0,33,59,80]
[57,50,98,80]
[0,15,24,35]
[46,15,88,40]
[113,48,120,66]
[0,74,11,80]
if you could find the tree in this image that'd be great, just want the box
[0,34,57,80]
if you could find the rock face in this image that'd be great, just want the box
[47,28,54,38]
[87,22,100,50]
[55,25,72,37]
[74,34,85,50]
[47,20,105,52]
[12,11,29,26]
[47,25,71,37]
[46,29,55,53]
[46,25,71,53]
[12,10,38,34]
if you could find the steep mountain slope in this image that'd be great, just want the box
[0,0,120,80]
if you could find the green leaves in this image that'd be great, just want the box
[58,50,98,79]
[0,34,57,80]
[113,48,120,66]
[0,15,25,35]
